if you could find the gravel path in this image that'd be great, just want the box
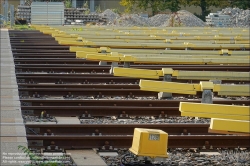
[101,148,250,166]
[80,116,210,124]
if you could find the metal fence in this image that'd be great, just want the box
[3,1,9,21]
[10,4,14,26]
[1,0,15,27]
[31,2,64,25]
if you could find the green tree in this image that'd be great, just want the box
[183,0,221,21]
[226,0,250,10]
[166,0,182,12]
[64,0,72,8]
[120,0,183,15]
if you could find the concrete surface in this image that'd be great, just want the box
[200,152,221,155]
[1,29,28,166]
[98,152,119,157]
[55,117,81,124]
[66,150,107,166]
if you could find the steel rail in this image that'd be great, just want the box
[16,84,250,98]
[19,88,157,97]
[9,35,49,38]
[16,75,249,84]
[13,58,250,67]
[21,106,180,116]
[18,84,139,89]
[11,49,72,53]
[13,53,76,59]
[16,64,250,71]
[11,40,58,42]
[27,135,250,149]
[19,99,250,107]
[25,124,211,135]
[18,87,250,99]
[16,75,141,84]
[12,43,62,46]
[15,65,250,73]
[14,58,99,64]
[12,46,70,49]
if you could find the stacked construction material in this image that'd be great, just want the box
[205,12,231,27]
[64,8,107,25]
[16,5,31,23]
[16,6,107,25]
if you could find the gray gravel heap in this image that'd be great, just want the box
[101,9,205,27]
[100,9,120,24]
[149,14,171,26]
[115,14,151,26]
[220,7,250,27]
[170,10,206,27]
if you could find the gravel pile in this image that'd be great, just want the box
[101,148,250,166]
[220,7,250,27]
[102,9,205,27]
[80,116,210,124]
[169,10,206,27]
[100,9,120,24]
[115,14,151,26]
[101,8,249,27]
[149,14,171,26]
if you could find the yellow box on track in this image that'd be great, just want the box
[129,128,168,158]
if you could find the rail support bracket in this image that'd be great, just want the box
[118,111,129,119]
[201,89,213,104]
[101,141,113,150]
[99,61,107,65]
[81,111,92,118]
[200,82,213,104]
[123,62,130,68]
[109,62,118,74]
[159,111,167,118]
[158,74,172,99]
[209,80,222,84]
[92,129,102,136]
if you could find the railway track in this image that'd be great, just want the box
[14,65,250,74]
[25,124,211,135]
[20,99,248,107]
[9,30,250,150]
[27,135,250,149]
[20,99,248,117]
[18,84,139,89]
[21,105,178,116]
[16,74,249,84]
[13,53,76,58]
[18,87,157,97]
